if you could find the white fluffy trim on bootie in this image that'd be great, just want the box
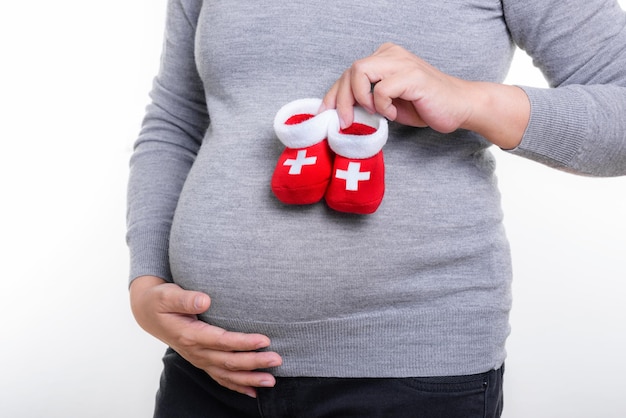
[327,107,388,159]
[273,98,338,149]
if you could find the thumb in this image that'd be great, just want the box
[160,283,211,315]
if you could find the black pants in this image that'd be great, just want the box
[154,348,504,418]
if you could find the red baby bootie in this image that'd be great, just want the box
[325,107,388,214]
[271,98,337,205]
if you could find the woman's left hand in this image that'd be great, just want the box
[321,42,530,150]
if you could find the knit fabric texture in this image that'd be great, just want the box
[127,0,626,377]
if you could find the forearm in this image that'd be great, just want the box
[462,81,530,150]
[126,134,196,283]
[127,0,209,283]
[501,0,626,176]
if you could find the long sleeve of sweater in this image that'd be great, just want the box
[503,0,626,176]
[126,0,207,282]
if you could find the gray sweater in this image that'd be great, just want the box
[127,0,626,377]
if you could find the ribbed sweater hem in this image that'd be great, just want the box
[205,306,510,378]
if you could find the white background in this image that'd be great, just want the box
[1,1,625,417]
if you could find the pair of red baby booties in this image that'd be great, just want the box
[271,98,388,215]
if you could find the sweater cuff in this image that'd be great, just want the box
[126,226,173,285]
[506,86,592,170]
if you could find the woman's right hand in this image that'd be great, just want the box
[129,275,283,398]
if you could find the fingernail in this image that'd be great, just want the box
[259,380,275,388]
[193,295,205,310]
[267,359,281,367]
[245,389,257,398]
[255,340,270,350]
[339,116,348,130]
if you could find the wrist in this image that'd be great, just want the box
[129,275,167,322]
[463,82,530,149]
[130,275,167,295]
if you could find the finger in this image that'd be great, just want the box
[373,80,428,128]
[209,369,278,398]
[371,69,428,119]
[204,349,283,373]
[392,99,428,128]
[320,80,339,113]
[350,61,379,114]
[156,283,211,315]
[223,382,258,399]
[209,368,277,390]
[335,69,357,128]
[191,323,274,352]
[370,79,401,121]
